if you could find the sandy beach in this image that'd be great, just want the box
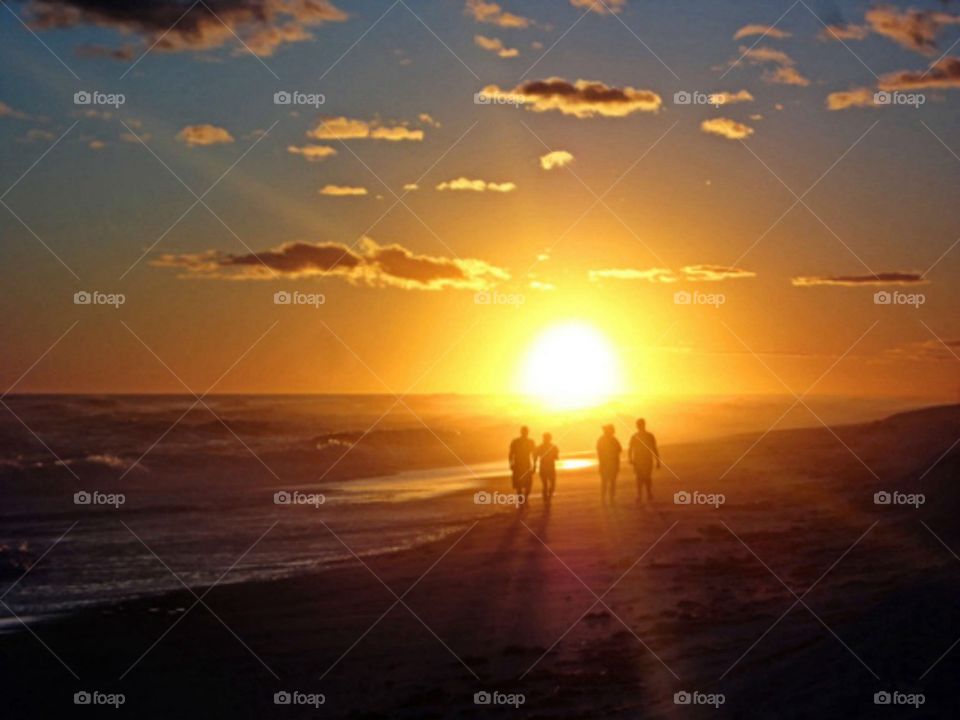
[3,404,960,718]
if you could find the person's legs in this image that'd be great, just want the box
[644,475,653,502]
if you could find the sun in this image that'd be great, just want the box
[519,322,622,410]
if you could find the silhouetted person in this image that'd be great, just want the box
[509,426,536,506]
[535,432,559,504]
[629,418,660,504]
[597,424,622,504]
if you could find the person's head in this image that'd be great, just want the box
[520,426,529,438]
[542,432,552,443]
[636,418,646,431]
[602,424,615,437]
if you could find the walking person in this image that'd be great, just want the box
[508,426,536,508]
[535,432,559,504]
[629,418,660,504]
[596,424,622,504]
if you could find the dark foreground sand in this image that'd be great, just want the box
[4,405,960,718]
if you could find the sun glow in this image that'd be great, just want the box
[519,323,622,409]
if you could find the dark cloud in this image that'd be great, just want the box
[21,0,346,57]
[864,5,960,56]
[880,56,960,90]
[479,77,661,117]
[152,237,510,291]
[792,272,926,287]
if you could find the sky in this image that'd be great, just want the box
[1,0,959,399]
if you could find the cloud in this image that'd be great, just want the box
[570,0,626,14]
[682,265,756,281]
[883,338,960,362]
[880,56,960,90]
[464,0,531,28]
[733,24,792,40]
[819,23,870,41]
[20,0,347,57]
[418,113,441,128]
[737,45,810,86]
[287,144,337,162]
[319,184,368,197]
[176,124,234,146]
[436,177,517,192]
[540,150,575,170]
[88,139,106,150]
[308,116,424,142]
[479,77,662,117]
[0,101,30,120]
[791,272,927,287]
[152,236,510,291]
[403,183,419,191]
[474,34,519,57]
[75,42,137,60]
[589,268,677,283]
[700,117,754,140]
[865,6,960,56]
[589,265,755,282]
[710,89,755,105]
[826,87,877,110]
[765,66,810,86]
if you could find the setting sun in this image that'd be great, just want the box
[519,323,622,409]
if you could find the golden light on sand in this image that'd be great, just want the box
[519,323,622,409]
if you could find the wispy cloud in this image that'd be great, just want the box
[465,0,531,28]
[308,116,424,142]
[539,150,575,170]
[474,34,519,57]
[287,144,337,161]
[733,24,791,40]
[152,237,510,291]
[570,0,626,15]
[865,5,960,56]
[479,77,662,117]
[880,56,960,90]
[176,124,234,146]
[700,117,754,140]
[792,272,927,287]
[319,184,368,197]
[589,265,755,282]
[436,177,517,192]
